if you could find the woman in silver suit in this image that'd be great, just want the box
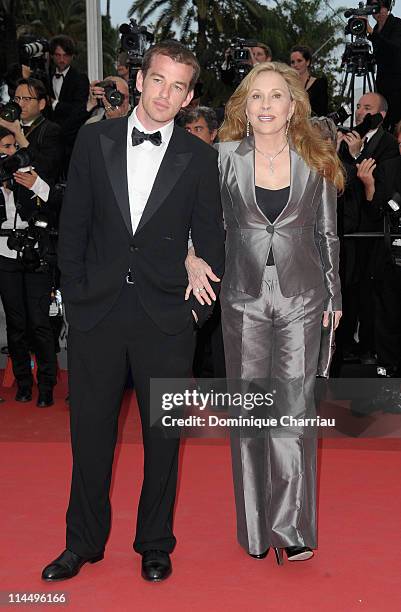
[186,61,344,564]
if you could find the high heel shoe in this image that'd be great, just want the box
[248,549,269,559]
[285,546,314,561]
[273,548,284,566]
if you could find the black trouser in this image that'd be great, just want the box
[374,262,401,371]
[0,264,57,390]
[193,299,226,378]
[66,282,196,558]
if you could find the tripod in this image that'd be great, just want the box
[340,38,376,128]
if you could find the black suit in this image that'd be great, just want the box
[337,126,399,357]
[50,66,89,173]
[364,157,401,371]
[58,118,225,557]
[50,67,89,127]
[23,117,63,183]
[369,14,401,130]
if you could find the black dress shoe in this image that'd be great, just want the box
[285,546,314,561]
[249,549,269,559]
[141,550,172,582]
[42,549,104,581]
[15,386,32,402]
[37,389,54,408]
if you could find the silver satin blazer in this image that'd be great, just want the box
[217,137,342,311]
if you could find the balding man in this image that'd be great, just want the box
[85,76,131,123]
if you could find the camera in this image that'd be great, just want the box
[0,101,21,123]
[226,38,258,86]
[0,148,31,184]
[119,19,153,68]
[18,36,50,84]
[19,38,49,61]
[337,111,383,136]
[328,103,352,126]
[5,211,57,271]
[96,81,125,108]
[344,2,381,37]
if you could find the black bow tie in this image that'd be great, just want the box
[54,73,64,79]
[131,126,162,147]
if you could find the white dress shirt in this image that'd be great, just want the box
[52,66,71,110]
[126,106,174,234]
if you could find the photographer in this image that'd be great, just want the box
[0,126,57,406]
[357,152,401,376]
[366,0,401,130]
[85,76,131,123]
[0,77,63,183]
[336,91,399,364]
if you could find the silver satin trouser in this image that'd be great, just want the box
[220,265,326,554]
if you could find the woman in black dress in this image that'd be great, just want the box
[290,45,328,116]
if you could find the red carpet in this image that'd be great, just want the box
[1,378,401,611]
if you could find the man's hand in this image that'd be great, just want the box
[356,157,376,200]
[87,80,105,112]
[185,247,220,305]
[13,169,38,190]
[323,311,342,330]
[342,130,363,158]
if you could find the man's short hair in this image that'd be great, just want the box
[176,106,218,132]
[255,42,272,59]
[16,77,48,102]
[141,40,200,92]
[49,35,75,56]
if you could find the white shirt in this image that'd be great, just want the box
[52,66,71,110]
[126,106,174,234]
[0,175,50,258]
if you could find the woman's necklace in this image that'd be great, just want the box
[255,141,288,175]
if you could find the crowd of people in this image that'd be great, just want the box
[0,0,400,583]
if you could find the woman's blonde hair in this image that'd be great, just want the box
[219,62,344,191]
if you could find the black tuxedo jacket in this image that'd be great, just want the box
[24,117,63,183]
[58,118,225,333]
[339,126,399,232]
[50,67,89,130]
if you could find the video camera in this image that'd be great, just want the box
[119,19,153,68]
[226,38,258,86]
[337,111,383,136]
[344,1,382,38]
[118,19,153,106]
[0,148,31,185]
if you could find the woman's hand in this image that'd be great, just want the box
[0,118,28,148]
[323,310,342,330]
[13,169,38,190]
[185,247,220,305]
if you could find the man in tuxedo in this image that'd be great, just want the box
[49,35,89,172]
[336,92,398,366]
[42,41,225,583]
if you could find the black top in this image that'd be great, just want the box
[306,76,328,117]
[255,185,290,265]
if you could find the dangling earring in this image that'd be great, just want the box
[285,117,291,138]
[246,120,250,137]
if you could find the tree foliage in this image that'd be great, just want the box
[128,0,345,108]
